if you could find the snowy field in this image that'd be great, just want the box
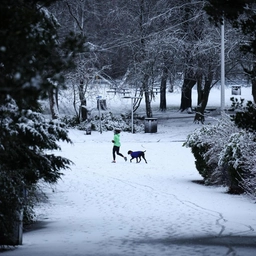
[3,87,256,256]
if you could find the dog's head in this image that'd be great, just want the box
[127,150,132,155]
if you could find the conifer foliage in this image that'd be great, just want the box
[0,0,84,244]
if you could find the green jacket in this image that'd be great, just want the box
[113,133,121,147]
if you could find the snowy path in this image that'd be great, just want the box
[4,121,256,256]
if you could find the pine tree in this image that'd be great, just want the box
[0,0,85,244]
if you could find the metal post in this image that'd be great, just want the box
[123,96,142,133]
[99,103,102,134]
[131,98,134,134]
[221,21,225,112]
[97,96,102,134]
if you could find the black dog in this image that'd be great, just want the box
[127,150,147,163]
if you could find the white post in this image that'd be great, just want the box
[131,98,134,133]
[221,21,225,111]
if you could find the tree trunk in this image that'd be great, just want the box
[251,62,256,103]
[48,89,58,120]
[143,74,152,118]
[180,77,196,112]
[160,65,168,111]
[78,80,87,121]
[168,75,174,93]
[243,60,256,103]
[197,74,203,106]
[194,87,210,124]
[194,72,213,123]
[80,99,87,122]
[252,80,256,103]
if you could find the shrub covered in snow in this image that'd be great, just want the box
[219,129,256,196]
[183,127,213,184]
[184,105,256,198]
[184,115,240,186]
[231,100,256,131]
[61,112,145,133]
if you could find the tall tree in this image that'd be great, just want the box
[179,0,204,112]
[0,0,84,245]
[47,0,247,120]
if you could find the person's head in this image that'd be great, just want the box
[114,129,121,134]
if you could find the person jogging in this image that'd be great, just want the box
[112,129,127,163]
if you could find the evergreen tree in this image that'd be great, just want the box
[0,0,85,244]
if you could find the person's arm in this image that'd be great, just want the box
[112,134,117,144]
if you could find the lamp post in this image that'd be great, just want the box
[221,21,225,112]
[96,95,102,134]
[131,97,134,134]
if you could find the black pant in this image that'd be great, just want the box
[113,146,124,160]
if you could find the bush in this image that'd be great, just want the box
[60,115,80,127]
[184,115,238,186]
[219,131,256,195]
[61,112,145,133]
[185,105,256,198]
[184,128,213,184]
[190,144,211,182]
[231,100,256,132]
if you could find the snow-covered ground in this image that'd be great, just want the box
[3,87,256,256]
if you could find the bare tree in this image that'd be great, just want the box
[49,0,248,122]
